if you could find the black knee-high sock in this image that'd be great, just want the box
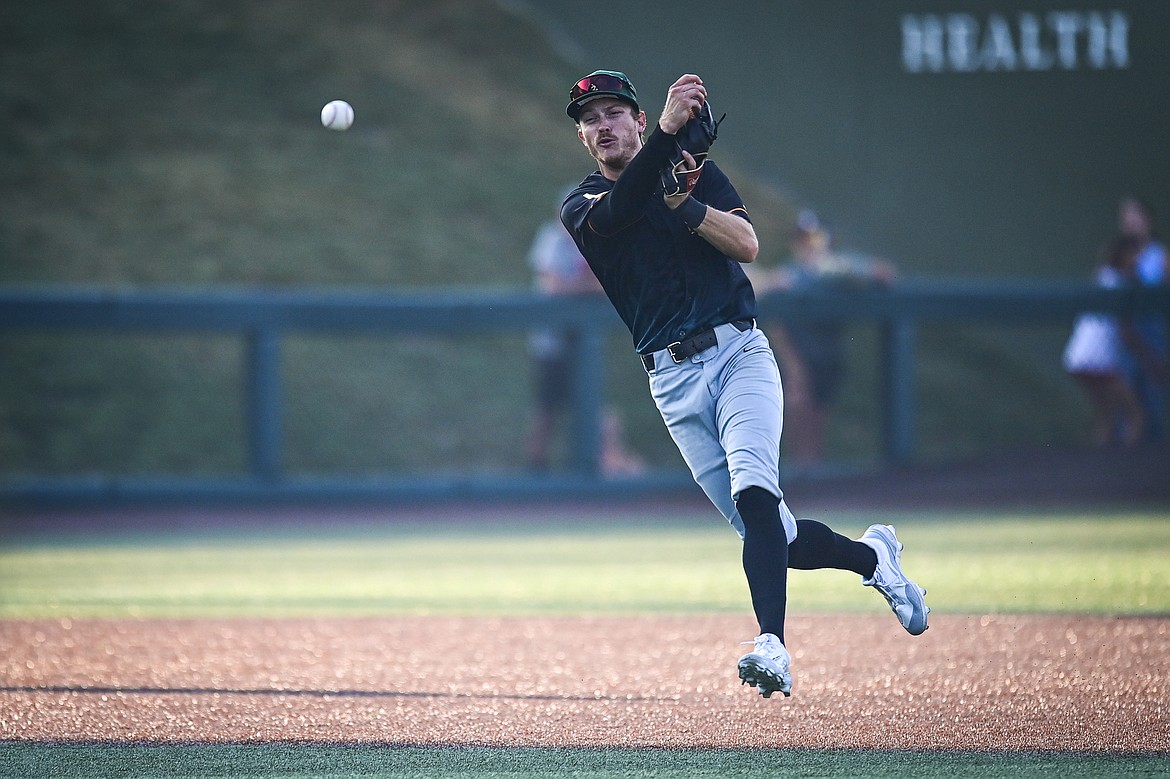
[736,486,788,643]
[788,518,877,577]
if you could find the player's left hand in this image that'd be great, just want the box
[664,150,700,209]
[661,100,723,199]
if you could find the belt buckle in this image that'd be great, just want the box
[667,340,686,363]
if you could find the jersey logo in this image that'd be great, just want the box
[583,192,607,202]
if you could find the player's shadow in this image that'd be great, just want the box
[1,685,655,702]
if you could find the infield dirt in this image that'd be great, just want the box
[2,613,1167,753]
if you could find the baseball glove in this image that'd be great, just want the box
[661,101,725,197]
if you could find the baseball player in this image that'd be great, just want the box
[561,70,929,698]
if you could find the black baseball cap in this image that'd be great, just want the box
[566,70,640,120]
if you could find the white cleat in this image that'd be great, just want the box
[737,633,792,698]
[859,524,930,635]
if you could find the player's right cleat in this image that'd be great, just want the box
[859,523,930,635]
[737,633,792,698]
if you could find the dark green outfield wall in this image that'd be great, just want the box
[527,0,1169,277]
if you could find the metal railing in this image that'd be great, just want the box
[2,281,1167,505]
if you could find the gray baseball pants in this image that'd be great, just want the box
[645,321,799,543]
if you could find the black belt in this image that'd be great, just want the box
[640,319,754,372]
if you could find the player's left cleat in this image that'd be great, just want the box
[737,633,792,698]
[859,523,930,635]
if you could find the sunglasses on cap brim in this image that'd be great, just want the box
[569,73,633,101]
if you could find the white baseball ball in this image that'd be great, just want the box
[320,100,354,131]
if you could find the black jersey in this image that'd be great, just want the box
[561,126,758,355]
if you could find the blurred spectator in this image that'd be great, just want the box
[524,197,645,476]
[1062,236,1146,447]
[751,210,896,468]
[1116,196,1168,441]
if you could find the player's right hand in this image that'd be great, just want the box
[659,74,706,135]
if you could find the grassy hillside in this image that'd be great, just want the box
[2,1,578,286]
[0,0,1089,477]
[0,0,798,287]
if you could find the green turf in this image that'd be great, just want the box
[2,511,1168,619]
[0,744,1166,779]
